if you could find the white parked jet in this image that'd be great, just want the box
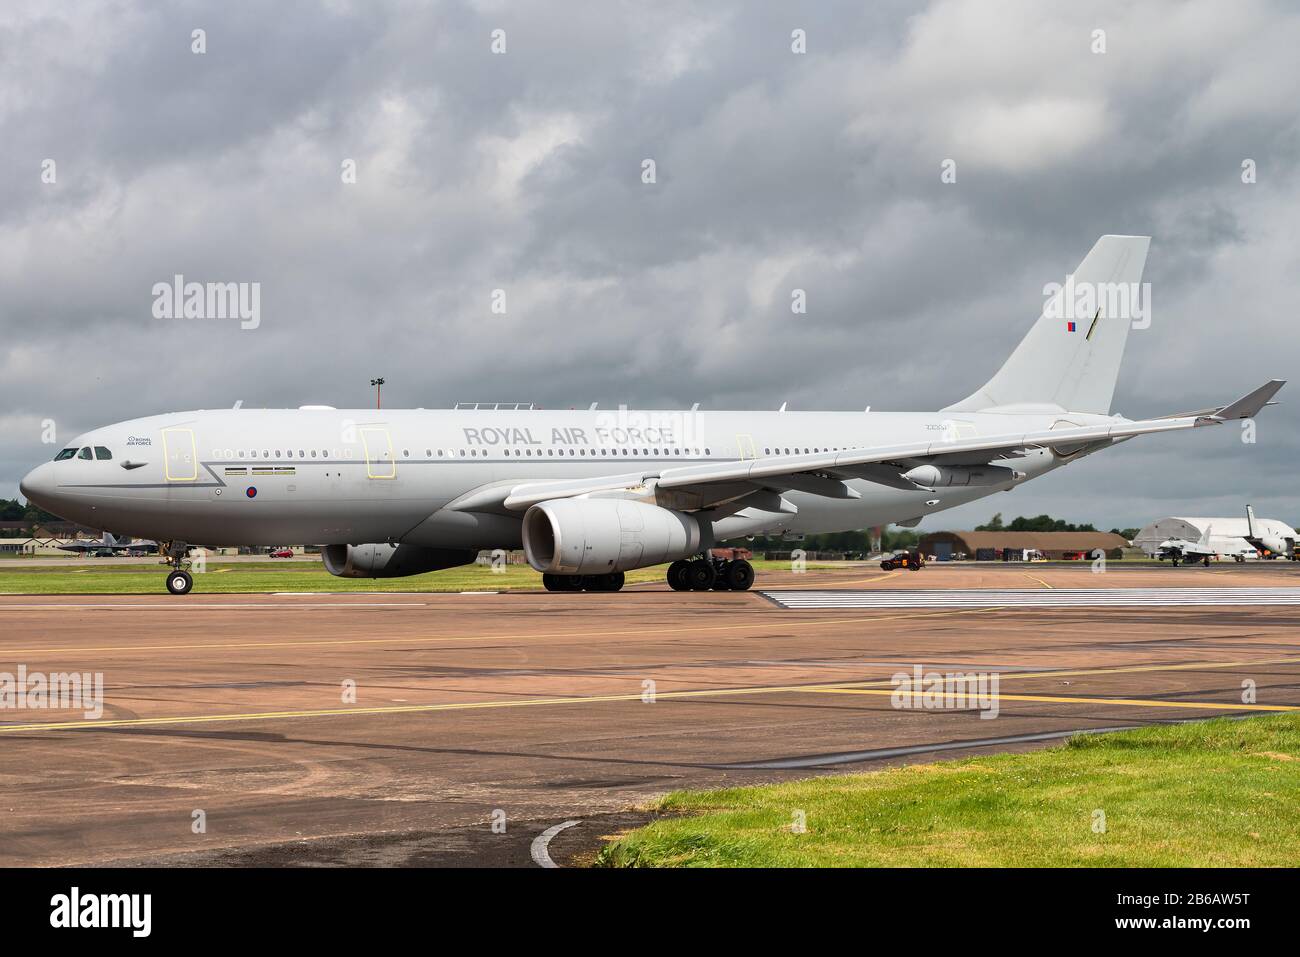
[1156,524,1224,566]
[19,236,1285,594]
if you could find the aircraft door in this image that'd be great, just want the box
[360,426,396,479]
[161,427,198,482]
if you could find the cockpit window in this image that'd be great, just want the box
[54,448,77,461]
[94,446,112,460]
[77,447,93,460]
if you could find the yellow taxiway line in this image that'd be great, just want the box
[2,653,1297,734]
[808,687,1298,712]
[766,571,899,589]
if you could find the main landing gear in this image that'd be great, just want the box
[542,571,625,592]
[666,556,755,592]
[161,542,194,595]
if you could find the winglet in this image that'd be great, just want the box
[1206,379,1286,421]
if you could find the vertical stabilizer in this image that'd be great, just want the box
[943,235,1150,414]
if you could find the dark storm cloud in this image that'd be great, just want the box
[2,0,1297,526]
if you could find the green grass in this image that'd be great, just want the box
[597,715,1300,867]
[0,558,811,594]
[0,560,648,594]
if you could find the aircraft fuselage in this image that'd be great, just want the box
[19,406,1108,549]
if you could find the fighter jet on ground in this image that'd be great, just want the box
[57,532,158,557]
[1156,524,1225,566]
[18,236,1286,594]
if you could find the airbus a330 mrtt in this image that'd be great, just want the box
[19,236,1284,594]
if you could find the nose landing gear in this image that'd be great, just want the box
[166,569,193,595]
[160,542,194,594]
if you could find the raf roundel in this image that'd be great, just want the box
[246,486,257,499]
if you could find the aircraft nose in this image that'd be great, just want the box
[18,462,58,510]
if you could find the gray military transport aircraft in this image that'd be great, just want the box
[19,236,1284,595]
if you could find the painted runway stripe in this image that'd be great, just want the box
[760,587,1300,608]
[531,820,580,868]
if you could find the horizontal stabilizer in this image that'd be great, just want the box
[1207,379,1285,421]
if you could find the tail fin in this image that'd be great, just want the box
[1246,504,1257,538]
[944,235,1151,414]
[1199,523,1214,549]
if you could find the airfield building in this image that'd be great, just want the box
[918,531,1130,562]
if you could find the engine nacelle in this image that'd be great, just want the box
[903,464,1026,488]
[522,498,711,574]
[321,543,476,578]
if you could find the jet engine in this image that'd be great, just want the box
[522,498,711,574]
[321,543,476,578]
[903,464,1025,488]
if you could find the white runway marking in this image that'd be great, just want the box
[531,820,581,868]
[760,587,1300,609]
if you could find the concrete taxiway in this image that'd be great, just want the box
[1,561,1298,866]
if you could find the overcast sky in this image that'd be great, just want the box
[2,0,1297,529]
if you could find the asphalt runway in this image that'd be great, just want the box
[2,561,1299,867]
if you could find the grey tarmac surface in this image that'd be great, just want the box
[2,560,1298,867]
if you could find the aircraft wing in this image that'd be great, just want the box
[483,381,1283,513]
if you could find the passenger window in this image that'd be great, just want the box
[54,448,77,461]
[77,447,93,460]
[94,446,112,460]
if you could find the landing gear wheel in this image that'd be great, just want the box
[166,570,193,595]
[593,572,624,592]
[686,559,716,591]
[667,560,691,591]
[1203,556,1211,567]
[722,559,755,591]
[543,573,564,592]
